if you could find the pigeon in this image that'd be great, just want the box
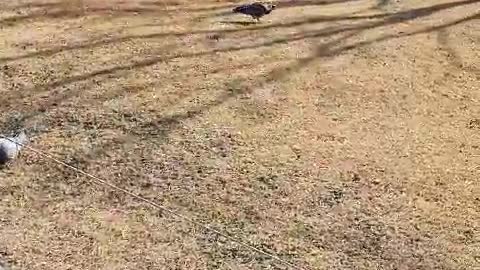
[0,131,28,165]
[232,2,276,22]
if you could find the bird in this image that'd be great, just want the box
[232,2,276,22]
[0,131,28,165]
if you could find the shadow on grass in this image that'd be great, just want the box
[0,0,478,141]
[376,0,390,8]
[436,28,480,75]
[219,20,259,26]
[32,2,480,87]
[1,2,478,268]
[139,0,362,12]
[0,0,478,63]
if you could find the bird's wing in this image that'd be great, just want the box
[250,3,268,13]
[233,3,268,15]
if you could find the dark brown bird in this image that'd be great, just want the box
[232,2,276,22]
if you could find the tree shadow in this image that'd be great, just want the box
[279,0,362,8]
[376,0,390,8]
[1,0,477,63]
[140,0,361,12]
[29,0,480,88]
[436,28,480,75]
[1,0,478,145]
[138,0,237,11]
[0,0,176,27]
[125,57,304,142]
[219,21,258,26]
[316,11,480,58]
[0,37,276,142]
[1,2,478,269]
[0,14,375,63]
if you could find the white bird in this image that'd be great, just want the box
[0,131,28,165]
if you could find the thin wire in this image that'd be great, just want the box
[0,134,309,270]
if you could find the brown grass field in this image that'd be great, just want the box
[0,0,479,269]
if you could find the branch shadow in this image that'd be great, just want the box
[0,7,170,26]
[279,0,362,8]
[376,0,390,8]
[0,14,372,63]
[1,0,478,145]
[315,11,480,58]
[140,0,361,12]
[2,3,478,269]
[30,0,480,89]
[219,21,258,26]
[138,0,237,11]
[436,28,480,75]
[0,0,180,28]
[1,0,478,64]
[126,58,305,141]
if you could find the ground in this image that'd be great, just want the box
[0,0,479,269]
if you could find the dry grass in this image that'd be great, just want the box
[0,0,479,269]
